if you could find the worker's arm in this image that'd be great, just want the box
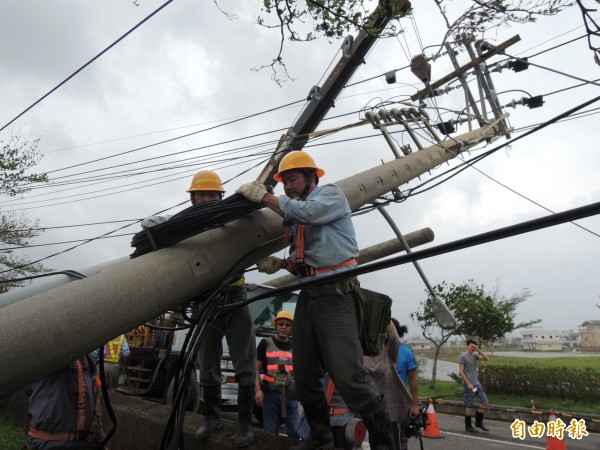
[459,362,473,390]
[255,360,265,407]
[407,369,420,415]
[474,344,489,361]
[261,193,284,217]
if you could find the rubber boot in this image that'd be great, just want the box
[361,407,395,450]
[195,385,222,440]
[475,411,489,431]
[291,403,333,450]
[465,415,478,433]
[235,384,255,447]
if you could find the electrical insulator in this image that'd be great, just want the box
[523,95,544,109]
[508,58,529,72]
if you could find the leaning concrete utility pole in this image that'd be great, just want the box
[0,122,502,396]
[265,227,434,288]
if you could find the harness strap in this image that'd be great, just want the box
[75,359,87,431]
[286,224,357,277]
[329,406,351,415]
[28,427,93,442]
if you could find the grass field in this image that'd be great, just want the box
[486,356,600,370]
[416,353,600,415]
[417,380,600,415]
[0,415,26,450]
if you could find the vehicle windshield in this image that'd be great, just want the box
[246,285,298,336]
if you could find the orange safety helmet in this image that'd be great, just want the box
[186,170,225,193]
[273,310,294,324]
[273,151,325,182]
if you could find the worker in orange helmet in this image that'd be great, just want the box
[255,310,308,440]
[236,151,394,450]
[142,169,256,447]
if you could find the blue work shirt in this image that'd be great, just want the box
[396,344,418,385]
[279,184,359,280]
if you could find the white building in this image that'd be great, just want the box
[520,327,564,351]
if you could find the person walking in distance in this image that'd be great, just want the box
[255,310,308,439]
[236,150,395,450]
[459,339,490,433]
[142,170,256,447]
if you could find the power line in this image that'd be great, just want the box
[1,232,134,251]
[0,0,174,135]
[44,98,305,175]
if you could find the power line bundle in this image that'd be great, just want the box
[129,194,262,258]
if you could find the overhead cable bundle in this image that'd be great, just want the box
[130,193,262,258]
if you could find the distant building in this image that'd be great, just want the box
[407,338,432,351]
[579,320,600,351]
[520,327,563,351]
[560,330,580,350]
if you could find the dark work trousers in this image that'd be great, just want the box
[198,285,256,387]
[292,286,385,421]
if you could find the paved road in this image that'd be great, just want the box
[419,358,459,381]
[224,410,599,449]
[406,412,599,450]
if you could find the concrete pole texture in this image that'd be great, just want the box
[0,124,500,396]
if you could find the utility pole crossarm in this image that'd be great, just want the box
[410,34,521,102]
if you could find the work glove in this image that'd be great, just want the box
[257,256,285,274]
[140,215,171,229]
[235,181,268,203]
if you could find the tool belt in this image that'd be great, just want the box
[303,276,359,297]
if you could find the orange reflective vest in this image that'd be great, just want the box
[325,378,350,416]
[262,337,294,388]
[103,335,125,363]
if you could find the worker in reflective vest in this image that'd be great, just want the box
[236,150,395,450]
[26,355,106,450]
[101,335,130,391]
[255,311,308,440]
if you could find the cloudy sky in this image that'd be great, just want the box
[1,1,599,338]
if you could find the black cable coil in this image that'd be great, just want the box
[129,193,263,258]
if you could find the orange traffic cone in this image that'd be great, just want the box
[546,410,567,450]
[423,398,444,439]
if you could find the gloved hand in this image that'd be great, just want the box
[235,181,268,203]
[257,256,285,274]
[141,215,171,229]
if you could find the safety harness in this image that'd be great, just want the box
[28,357,103,443]
[285,224,356,278]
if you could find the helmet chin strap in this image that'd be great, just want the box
[299,170,316,200]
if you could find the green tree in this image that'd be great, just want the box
[238,0,574,81]
[410,280,539,388]
[1,133,49,293]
